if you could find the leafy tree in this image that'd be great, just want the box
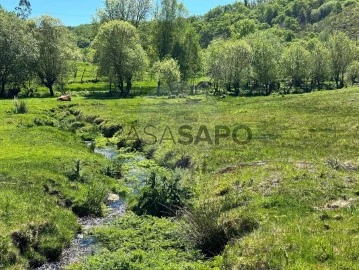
[93,20,148,96]
[205,39,251,95]
[172,27,202,83]
[308,39,330,89]
[231,18,258,38]
[154,0,187,59]
[35,16,78,96]
[0,10,38,97]
[152,58,181,95]
[226,40,252,95]
[281,42,311,90]
[16,0,31,19]
[205,39,227,92]
[346,61,359,86]
[68,24,96,49]
[96,0,152,28]
[250,32,282,95]
[328,31,356,88]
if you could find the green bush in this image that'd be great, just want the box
[72,183,107,217]
[11,222,62,268]
[0,236,17,267]
[181,202,259,257]
[100,122,123,138]
[132,171,192,217]
[13,99,27,114]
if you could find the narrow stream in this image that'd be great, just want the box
[36,146,144,270]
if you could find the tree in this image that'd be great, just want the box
[328,32,356,88]
[93,20,148,96]
[205,39,251,95]
[35,16,77,96]
[205,39,226,93]
[172,27,202,84]
[281,42,311,90]
[152,58,181,95]
[96,0,152,28]
[250,32,282,95]
[308,39,330,89]
[16,0,31,19]
[154,0,187,59]
[0,10,38,97]
[226,40,252,95]
[347,61,359,86]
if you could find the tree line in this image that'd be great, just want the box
[1,0,359,98]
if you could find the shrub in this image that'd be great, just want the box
[0,236,17,267]
[13,98,27,114]
[100,122,123,138]
[181,202,259,257]
[132,171,192,217]
[347,61,359,86]
[72,183,107,217]
[175,155,192,169]
[11,222,61,267]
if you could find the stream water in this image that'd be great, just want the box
[36,146,144,270]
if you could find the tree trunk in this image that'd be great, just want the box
[125,78,132,96]
[0,79,5,97]
[233,80,240,96]
[157,80,161,96]
[118,78,124,96]
[49,84,54,96]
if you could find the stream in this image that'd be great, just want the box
[36,146,146,270]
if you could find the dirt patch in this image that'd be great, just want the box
[217,161,267,175]
[326,159,358,171]
[295,162,315,171]
[258,175,281,196]
[322,198,357,210]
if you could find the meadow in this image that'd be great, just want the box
[1,85,359,269]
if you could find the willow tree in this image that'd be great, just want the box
[205,39,252,95]
[96,0,152,27]
[0,10,38,97]
[35,16,77,96]
[93,20,148,96]
[328,32,356,89]
[250,32,282,95]
[281,42,311,90]
[152,58,181,95]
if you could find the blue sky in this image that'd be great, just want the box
[1,0,236,26]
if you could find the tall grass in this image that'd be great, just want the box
[13,98,27,114]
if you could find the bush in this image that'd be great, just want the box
[175,155,192,169]
[181,202,259,257]
[72,183,107,217]
[0,236,17,267]
[132,171,192,217]
[347,61,359,86]
[100,122,123,138]
[13,98,27,114]
[11,222,61,267]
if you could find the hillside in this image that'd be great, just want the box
[311,2,359,38]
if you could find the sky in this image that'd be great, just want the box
[1,0,236,26]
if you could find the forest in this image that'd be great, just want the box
[1,0,359,99]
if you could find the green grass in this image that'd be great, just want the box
[1,87,359,268]
[75,87,359,269]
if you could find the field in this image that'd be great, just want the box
[1,86,359,269]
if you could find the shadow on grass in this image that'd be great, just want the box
[83,86,158,100]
